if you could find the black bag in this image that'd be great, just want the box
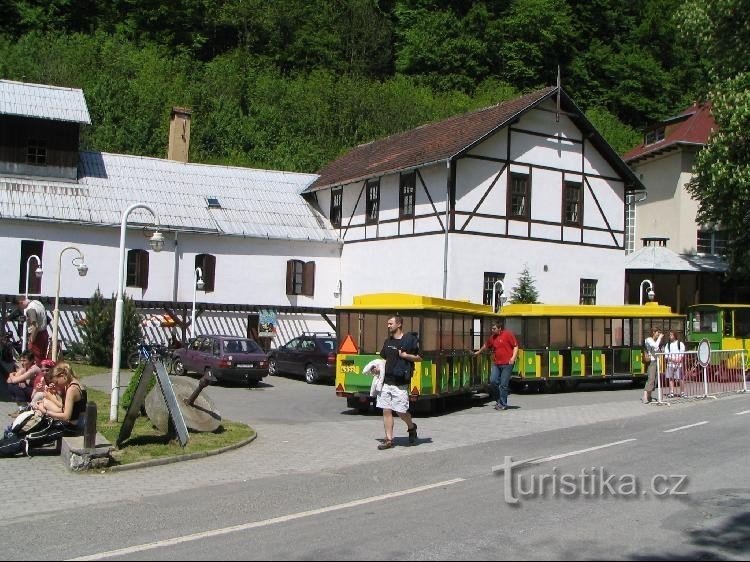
[0,431,26,457]
[24,417,65,451]
[642,346,652,365]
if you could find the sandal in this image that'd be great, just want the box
[377,439,394,450]
[408,424,418,444]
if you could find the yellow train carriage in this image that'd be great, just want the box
[334,293,496,412]
[498,302,685,388]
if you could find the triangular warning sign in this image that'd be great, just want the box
[339,334,358,354]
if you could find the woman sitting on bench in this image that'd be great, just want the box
[33,362,87,432]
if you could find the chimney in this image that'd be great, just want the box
[167,106,192,162]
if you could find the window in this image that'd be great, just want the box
[697,230,728,255]
[126,249,149,289]
[330,187,343,228]
[26,139,47,165]
[399,172,416,218]
[563,180,583,226]
[483,272,506,306]
[286,259,315,296]
[195,254,216,292]
[580,278,597,305]
[508,173,529,219]
[19,240,44,295]
[365,179,380,225]
[624,194,636,254]
[645,127,665,145]
[206,197,221,209]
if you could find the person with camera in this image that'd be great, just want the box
[12,295,48,365]
[642,327,664,404]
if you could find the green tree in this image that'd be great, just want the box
[679,0,750,277]
[79,288,112,366]
[510,266,540,304]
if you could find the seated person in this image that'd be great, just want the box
[33,362,87,432]
[30,359,57,407]
[5,350,41,405]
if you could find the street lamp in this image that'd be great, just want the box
[639,279,655,306]
[21,255,43,352]
[191,267,205,339]
[111,203,164,421]
[491,280,506,313]
[51,247,88,361]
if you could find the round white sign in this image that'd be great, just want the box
[697,338,711,367]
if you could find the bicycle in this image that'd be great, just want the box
[127,340,175,373]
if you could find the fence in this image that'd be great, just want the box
[655,349,748,403]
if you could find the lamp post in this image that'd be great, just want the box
[21,255,43,352]
[491,280,506,313]
[191,267,205,339]
[51,247,88,361]
[111,204,165,421]
[639,279,655,306]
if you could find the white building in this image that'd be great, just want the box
[1,80,644,349]
[306,87,644,306]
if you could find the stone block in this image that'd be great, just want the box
[61,433,114,471]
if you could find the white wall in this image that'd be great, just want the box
[0,220,342,308]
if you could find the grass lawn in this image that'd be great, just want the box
[67,362,255,467]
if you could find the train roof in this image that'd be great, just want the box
[337,294,683,318]
[499,302,682,318]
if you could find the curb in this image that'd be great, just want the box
[106,431,257,473]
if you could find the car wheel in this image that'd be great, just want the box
[268,358,278,376]
[173,359,186,376]
[304,364,319,384]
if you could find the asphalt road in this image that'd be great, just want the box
[0,370,747,561]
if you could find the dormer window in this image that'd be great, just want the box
[644,127,665,146]
[206,197,221,209]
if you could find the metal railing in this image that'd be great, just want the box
[655,349,748,403]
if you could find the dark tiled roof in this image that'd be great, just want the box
[624,102,716,163]
[307,87,558,191]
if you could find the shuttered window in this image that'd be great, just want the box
[195,254,216,292]
[286,260,316,296]
[126,249,149,289]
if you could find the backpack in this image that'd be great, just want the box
[0,431,26,457]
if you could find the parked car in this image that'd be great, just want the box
[171,335,268,387]
[267,332,337,384]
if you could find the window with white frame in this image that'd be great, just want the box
[483,272,506,306]
[697,230,728,255]
[330,187,342,228]
[365,179,380,225]
[580,278,597,305]
[286,259,315,296]
[508,172,529,219]
[563,180,583,226]
[399,172,416,218]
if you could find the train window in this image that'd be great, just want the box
[723,310,733,337]
[422,316,439,352]
[572,318,590,347]
[694,310,719,333]
[524,318,549,348]
[735,309,750,338]
[550,318,569,347]
[611,319,624,346]
[592,318,605,347]
[505,318,523,341]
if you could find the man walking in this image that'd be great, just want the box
[14,296,48,365]
[474,319,518,410]
[375,315,420,450]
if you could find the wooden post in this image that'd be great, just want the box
[83,401,97,448]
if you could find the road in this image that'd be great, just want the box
[0,371,747,560]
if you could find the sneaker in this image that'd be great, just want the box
[408,424,418,445]
[494,404,508,411]
[666,393,675,399]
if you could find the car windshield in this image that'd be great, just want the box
[223,339,263,354]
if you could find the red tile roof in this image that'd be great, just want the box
[623,102,717,163]
[307,87,557,191]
